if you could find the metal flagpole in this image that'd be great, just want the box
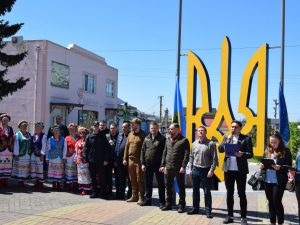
[176,0,182,82]
[172,0,183,207]
[280,0,285,92]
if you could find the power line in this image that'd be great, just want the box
[4,44,300,53]
[142,101,160,113]
[18,63,300,77]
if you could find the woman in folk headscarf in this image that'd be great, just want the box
[46,124,67,190]
[75,127,91,195]
[11,120,32,187]
[0,114,15,187]
[65,123,81,191]
[31,122,47,189]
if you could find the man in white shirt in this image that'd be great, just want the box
[218,120,253,225]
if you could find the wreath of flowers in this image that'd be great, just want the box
[18,120,28,128]
[0,114,11,122]
[67,123,78,130]
[78,126,89,134]
[35,122,45,129]
[51,124,60,133]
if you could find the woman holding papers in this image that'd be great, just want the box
[260,130,292,225]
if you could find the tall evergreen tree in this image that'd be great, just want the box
[0,0,28,100]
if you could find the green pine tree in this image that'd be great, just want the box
[0,0,29,100]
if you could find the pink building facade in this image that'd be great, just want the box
[0,40,118,133]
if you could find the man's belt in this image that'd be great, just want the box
[194,166,210,170]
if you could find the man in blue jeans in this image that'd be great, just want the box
[187,126,218,218]
[140,122,166,208]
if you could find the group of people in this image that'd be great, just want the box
[0,113,298,225]
[0,114,92,194]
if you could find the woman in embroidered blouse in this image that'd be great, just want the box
[0,114,15,187]
[46,124,67,190]
[260,130,292,225]
[11,120,32,188]
[65,123,81,191]
[75,127,91,195]
[31,122,47,189]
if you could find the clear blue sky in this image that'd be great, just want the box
[4,1,300,122]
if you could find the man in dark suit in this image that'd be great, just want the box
[47,115,69,138]
[218,120,253,225]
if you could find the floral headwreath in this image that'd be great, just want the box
[35,122,45,129]
[51,124,60,133]
[78,126,89,134]
[18,120,28,128]
[67,123,78,130]
[0,114,11,122]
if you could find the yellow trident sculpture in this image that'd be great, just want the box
[186,36,268,181]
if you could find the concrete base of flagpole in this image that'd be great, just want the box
[172,189,176,206]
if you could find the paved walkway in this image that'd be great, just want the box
[0,182,298,225]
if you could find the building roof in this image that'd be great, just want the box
[117,98,136,108]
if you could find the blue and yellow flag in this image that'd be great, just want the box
[278,83,292,150]
[172,76,187,194]
[121,102,128,114]
[172,77,186,136]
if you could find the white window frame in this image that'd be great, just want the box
[82,73,96,94]
[106,80,115,98]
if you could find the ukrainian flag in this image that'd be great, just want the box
[172,76,187,194]
[278,83,292,150]
[121,102,128,114]
[172,77,186,136]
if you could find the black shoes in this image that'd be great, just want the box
[89,192,98,198]
[241,218,247,225]
[223,216,234,224]
[178,207,185,213]
[140,200,152,206]
[206,212,213,218]
[187,210,213,218]
[115,195,124,200]
[161,205,172,211]
[159,203,165,209]
[100,194,110,200]
[187,209,199,215]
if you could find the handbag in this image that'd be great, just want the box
[248,170,264,190]
[248,174,258,187]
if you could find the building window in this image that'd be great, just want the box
[105,112,115,128]
[83,74,95,93]
[78,110,98,128]
[106,81,115,97]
